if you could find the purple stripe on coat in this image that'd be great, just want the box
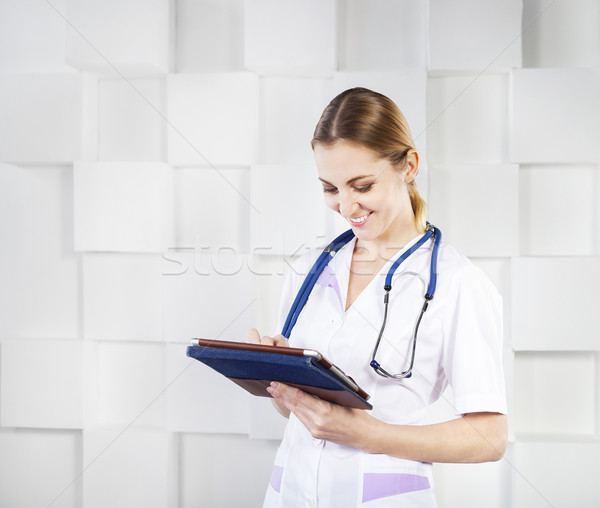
[269,465,283,493]
[316,264,343,309]
[362,472,430,503]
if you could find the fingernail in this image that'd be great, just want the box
[270,382,279,389]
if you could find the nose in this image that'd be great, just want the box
[338,191,360,218]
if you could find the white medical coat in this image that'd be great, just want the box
[263,235,507,508]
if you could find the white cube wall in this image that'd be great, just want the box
[427,74,509,164]
[84,341,166,427]
[1,340,83,429]
[167,73,259,166]
[0,165,79,339]
[166,343,251,433]
[514,352,596,436]
[65,0,172,75]
[510,68,600,163]
[0,428,82,508]
[0,73,82,163]
[513,441,600,508]
[0,0,73,73]
[251,164,327,256]
[244,0,337,76]
[260,77,331,164]
[173,167,251,249]
[83,427,177,508]
[429,0,522,70]
[83,254,164,341]
[338,0,428,70]
[179,433,278,508]
[74,162,174,253]
[522,0,600,68]
[428,165,519,257]
[163,251,254,341]
[175,0,245,72]
[520,165,597,256]
[98,78,166,161]
[511,257,600,350]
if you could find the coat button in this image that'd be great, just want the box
[313,439,324,446]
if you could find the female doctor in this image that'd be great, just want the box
[249,87,507,507]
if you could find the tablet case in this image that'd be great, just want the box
[186,344,373,410]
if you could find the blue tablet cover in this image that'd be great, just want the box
[186,345,372,410]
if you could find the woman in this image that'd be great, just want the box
[249,87,507,507]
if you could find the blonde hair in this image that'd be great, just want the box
[311,87,427,233]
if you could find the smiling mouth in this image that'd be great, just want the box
[348,213,371,225]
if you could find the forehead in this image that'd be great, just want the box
[314,141,389,180]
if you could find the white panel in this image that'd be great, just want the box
[98,78,166,161]
[84,341,165,427]
[250,164,328,256]
[83,427,177,508]
[429,0,522,70]
[427,74,508,164]
[338,0,427,70]
[163,251,254,341]
[0,428,82,508]
[513,441,600,508]
[74,162,174,253]
[511,257,600,350]
[332,71,428,158]
[260,77,331,164]
[166,343,251,433]
[83,254,163,341]
[244,0,336,76]
[0,0,73,72]
[65,0,171,75]
[514,352,595,436]
[167,72,259,166]
[522,0,600,68]
[510,68,600,163]
[0,165,79,339]
[1,340,83,429]
[249,397,287,440]
[0,73,82,163]
[520,165,596,256]
[428,165,519,257]
[247,255,290,336]
[434,453,512,508]
[174,167,251,249]
[179,433,278,508]
[176,0,244,72]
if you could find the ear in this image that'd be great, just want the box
[403,150,419,183]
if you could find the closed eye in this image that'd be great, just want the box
[322,186,338,194]
[354,183,373,193]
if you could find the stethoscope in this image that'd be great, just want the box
[282,224,442,380]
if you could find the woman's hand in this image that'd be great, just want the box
[247,328,291,418]
[266,381,375,449]
[247,328,290,348]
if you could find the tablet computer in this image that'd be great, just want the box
[187,338,372,410]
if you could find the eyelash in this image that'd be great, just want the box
[322,184,374,194]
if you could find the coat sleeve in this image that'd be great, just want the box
[441,264,507,415]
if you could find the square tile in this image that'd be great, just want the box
[167,72,259,166]
[245,0,336,76]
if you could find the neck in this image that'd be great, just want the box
[355,220,422,262]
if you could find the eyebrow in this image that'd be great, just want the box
[318,175,375,186]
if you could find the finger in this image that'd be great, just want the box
[247,328,261,344]
[272,334,290,348]
[261,336,276,346]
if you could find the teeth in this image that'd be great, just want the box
[349,214,369,224]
